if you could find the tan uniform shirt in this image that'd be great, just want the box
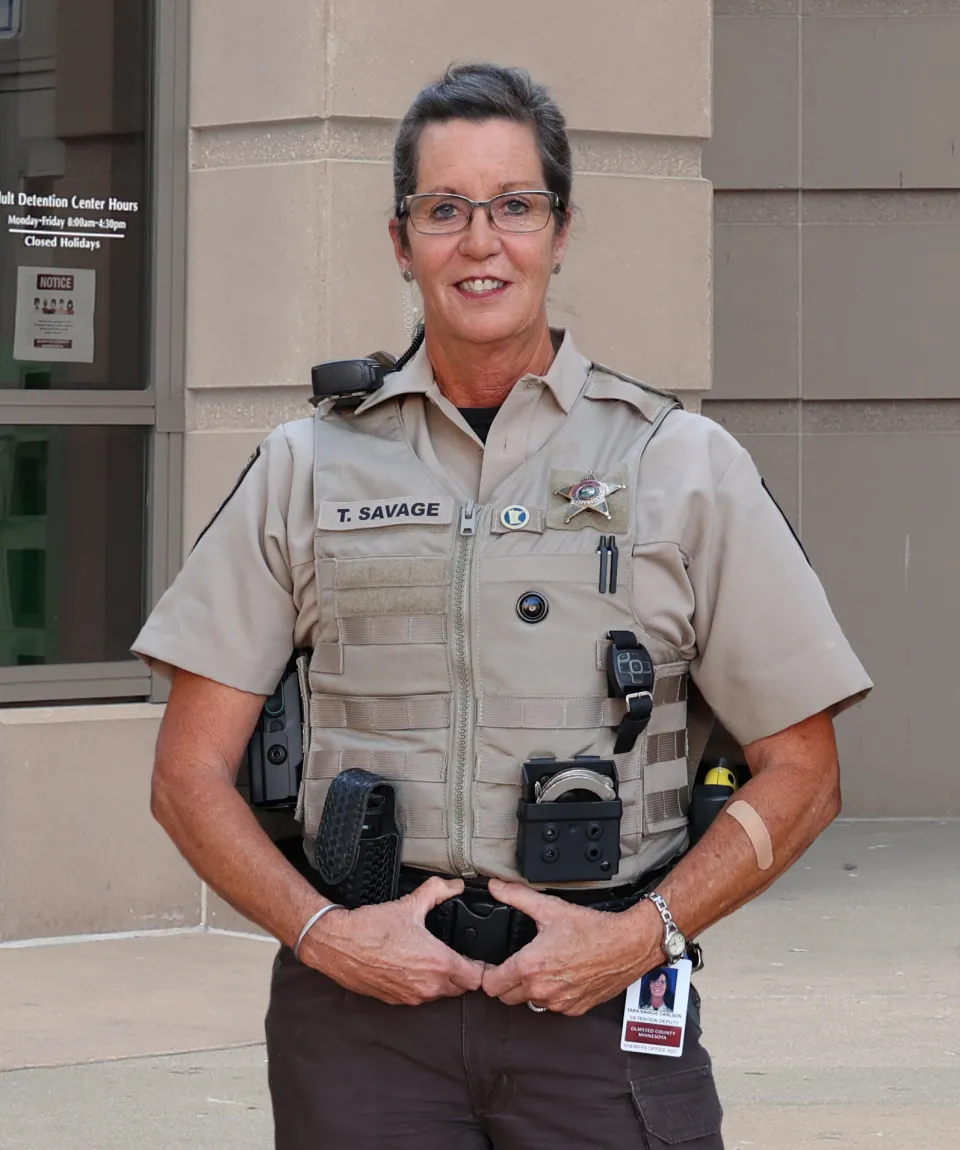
[134,330,871,752]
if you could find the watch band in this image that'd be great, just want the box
[647,889,690,966]
[605,631,655,754]
[648,891,680,939]
[646,894,705,971]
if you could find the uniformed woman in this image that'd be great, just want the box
[135,63,872,1150]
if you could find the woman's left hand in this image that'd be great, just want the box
[480,879,662,1016]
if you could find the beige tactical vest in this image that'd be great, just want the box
[296,366,693,886]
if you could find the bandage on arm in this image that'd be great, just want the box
[725,800,773,870]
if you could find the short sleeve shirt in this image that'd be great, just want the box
[133,331,871,745]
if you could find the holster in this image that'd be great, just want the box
[314,769,401,908]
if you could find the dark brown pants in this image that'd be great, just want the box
[265,946,724,1149]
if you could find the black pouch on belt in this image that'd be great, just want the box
[314,768,401,908]
[517,756,622,883]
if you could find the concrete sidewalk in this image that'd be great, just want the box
[1,821,957,1149]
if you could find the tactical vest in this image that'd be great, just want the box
[296,365,693,885]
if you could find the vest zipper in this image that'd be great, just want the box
[451,499,479,876]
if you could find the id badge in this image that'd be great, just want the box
[620,959,693,1057]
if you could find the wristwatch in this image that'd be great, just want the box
[647,891,689,963]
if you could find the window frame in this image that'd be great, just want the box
[0,0,188,706]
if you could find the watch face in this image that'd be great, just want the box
[664,932,686,960]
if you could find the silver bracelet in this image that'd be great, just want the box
[293,903,344,961]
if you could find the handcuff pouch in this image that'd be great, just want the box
[517,757,622,883]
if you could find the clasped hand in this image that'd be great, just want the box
[302,876,660,1015]
[478,879,658,1016]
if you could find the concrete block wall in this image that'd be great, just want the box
[0,706,199,941]
[703,1,960,815]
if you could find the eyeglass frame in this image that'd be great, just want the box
[396,190,566,234]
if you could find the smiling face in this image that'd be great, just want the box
[391,118,569,352]
[649,973,668,1002]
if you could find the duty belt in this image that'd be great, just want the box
[300,768,703,969]
[398,865,704,969]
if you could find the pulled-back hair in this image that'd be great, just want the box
[393,63,572,240]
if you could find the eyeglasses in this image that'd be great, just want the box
[398,191,563,235]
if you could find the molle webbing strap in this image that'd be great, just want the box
[631,730,687,774]
[295,653,311,760]
[474,729,686,785]
[652,673,688,707]
[645,786,689,827]
[311,680,685,733]
[477,674,686,730]
[338,615,446,645]
[311,694,450,731]
[474,811,519,839]
[308,749,448,784]
[397,808,447,838]
[478,695,627,729]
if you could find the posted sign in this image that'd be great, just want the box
[14,267,97,363]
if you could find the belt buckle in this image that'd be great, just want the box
[449,897,512,965]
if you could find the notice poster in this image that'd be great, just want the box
[13,267,96,363]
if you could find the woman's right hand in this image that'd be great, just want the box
[298,877,485,1005]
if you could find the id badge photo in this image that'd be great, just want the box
[621,958,693,1058]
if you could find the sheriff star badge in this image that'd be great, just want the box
[554,471,626,524]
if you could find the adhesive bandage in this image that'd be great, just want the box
[725,800,773,870]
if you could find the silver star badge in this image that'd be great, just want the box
[554,471,626,523]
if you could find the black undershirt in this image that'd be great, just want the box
[458,406,502,444]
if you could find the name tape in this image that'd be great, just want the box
[318,497,454,530]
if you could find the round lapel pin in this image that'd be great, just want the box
[500,505,530,530]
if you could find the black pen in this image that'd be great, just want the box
[597,535,608,594]
[609,535,619,594]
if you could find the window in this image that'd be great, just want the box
[0,2,185,702]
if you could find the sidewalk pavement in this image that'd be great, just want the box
[1,820,957,1149]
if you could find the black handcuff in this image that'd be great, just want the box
[606,630,655,754]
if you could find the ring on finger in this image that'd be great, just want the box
[527,1000,549,1013]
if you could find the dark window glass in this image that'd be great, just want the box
[0,425,146,665]
[0,3,151,390]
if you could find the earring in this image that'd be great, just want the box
[401,272,421,338]
[552,263,562,276]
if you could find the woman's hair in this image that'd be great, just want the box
[639,966,676,1011]
[393,62,572,242]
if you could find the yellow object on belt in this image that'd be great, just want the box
[703,766,738,790]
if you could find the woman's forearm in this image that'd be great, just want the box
[630,710,841,942]
[152,762,327,950]
[150,669,331,949]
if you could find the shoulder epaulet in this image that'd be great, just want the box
[585,363,682,424]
